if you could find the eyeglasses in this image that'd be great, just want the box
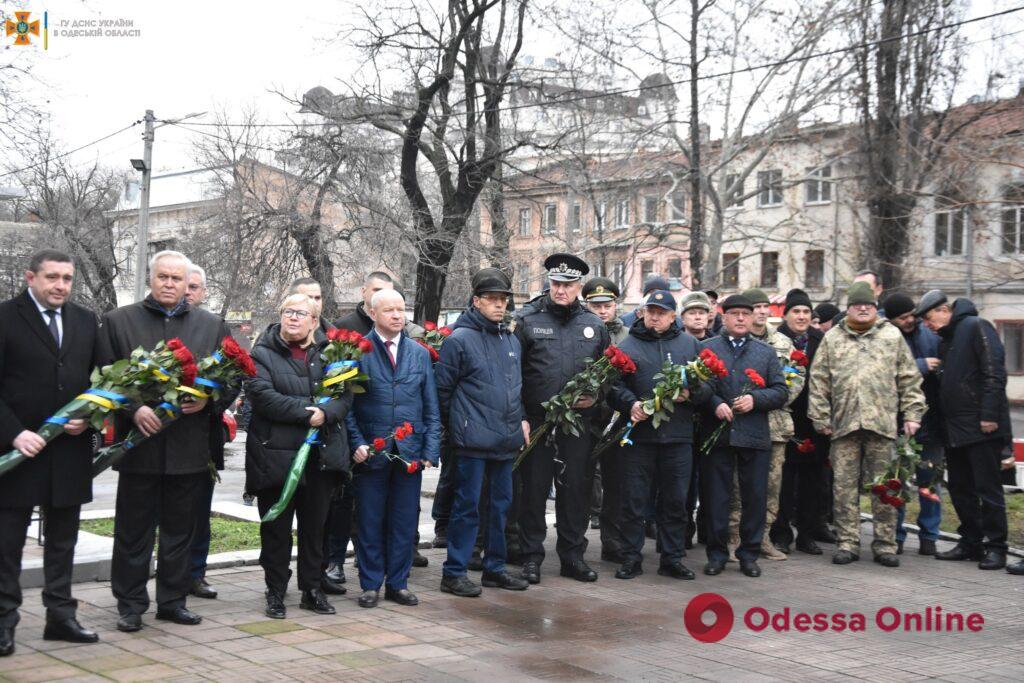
[282,309,311,319]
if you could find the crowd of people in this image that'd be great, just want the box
[0,247,1018,657]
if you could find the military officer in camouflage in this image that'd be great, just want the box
[582,277,628,561]
[807,281,926,568]
[727,289,804,562]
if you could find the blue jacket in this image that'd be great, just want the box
[700,332,788,451]
[344,329,442,467]
[902,322,942,445]
[435,306,525,460]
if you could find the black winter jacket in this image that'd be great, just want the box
[97,296,234,475]
[245,324,353,492]
[514,295,610,419]
[435,306,525,459]
[700,332,789,451]
[936,299,1012,448]
[608,319,710,444]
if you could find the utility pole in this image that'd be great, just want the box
[132,110,155,302]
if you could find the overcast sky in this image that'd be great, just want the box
[2,0,1022,179]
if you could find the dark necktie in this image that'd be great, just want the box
[385,340,397,368]
[45,310,60,348]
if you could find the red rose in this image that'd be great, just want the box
[403,421,413,434]
[372,437,387,451]
[879,493,895,505]
[871,484,888,495]
[424,321,438,331]
[167,338,185,351]
[395,427,407,441]
[797,438,815,454]
[222,336,242,357]
[890,497,905,508]
[358,339,373,354]
[407,461,420,474]
[744,368,766,388]
[886,478,902,491]
[790,349,809,367]
[181,360,198,387]
[604,347,616,359]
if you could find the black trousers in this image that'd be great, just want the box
[0,505,80,628]
[112,472,207,616]
[598,442,625,554]
[432,436,457,537]
[703,446,769,564]
[772,457,829,545]
[258,471,335,595]
[517,425,593,565]
[324,480,355,567]
[685,451,706,543]
[621,442,692,564]
[946,439,1009,552]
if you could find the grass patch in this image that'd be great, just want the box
[80,516,264,555]
[859,489,1024,547]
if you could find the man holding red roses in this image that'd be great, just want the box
[97,251,233,632]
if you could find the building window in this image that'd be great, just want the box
[805,165,832,204]
[516,263,531,294]
[722,252,740,288]
[644,196,660,223]
[667,257,682,280]
[595,202,607,234]
[804,249,825,289]
[571,203,582,234]
[593,261,605,278]
[616,199,630,227]
[640,260,655,284]
[756,169,783,207]
[725,174,744,207]
[760,251,779,288]
[612,261,626,291]
[518,208,531,237]
[543,204,558,235]
[670,192,686,220]
[934,198,966,256]
[999,322,1024,373]
[1001,186,1024,254]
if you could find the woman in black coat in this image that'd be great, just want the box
[245,294,353,619]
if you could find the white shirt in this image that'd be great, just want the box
[27,288,62,346]
[376,329,401,366]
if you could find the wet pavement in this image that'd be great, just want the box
[3,523,1023,681]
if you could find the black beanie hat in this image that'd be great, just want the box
[813,302,840,322]
[882,292,915,320]
[784,288,812,314]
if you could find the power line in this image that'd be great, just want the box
[0,121,143,179]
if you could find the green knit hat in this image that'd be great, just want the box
[846,281,876,307]
[741,288,770,305]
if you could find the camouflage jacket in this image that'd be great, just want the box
[752,324,804,442]
[807,318,926,440]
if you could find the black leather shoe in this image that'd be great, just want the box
[896,540,904,555]
[1006,559,1024,575]
[560,559,598,582]
[300,588,336,615]
[43,618,99,644]
[874,553,900,567]
[832,550,860,565]
[116,614,142,632]
[703,561,725,576]
[482,571,529,591]
[658,561,695,580]
[358,590,379,608]
[320,575,347,595]
[811,526,837,544]
[467,553,484,571]
[740,560,762,578]
[615,560,643,580]
[441,574,483,597]
[431,534,448,549]
[521,561,541,585]
[189,577,218,600]
[795,537,822,555]
[156,607,202,625]
[412,550,429,568]
[0,626,13,656]
[935,544,983,561]
[384,587,419,606]
[265,591,286,619]
[918,539,937,556]
[979,550,1007,570]
[324,562,346,584]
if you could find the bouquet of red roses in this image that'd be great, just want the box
[0,339,199,479]
[866,435,943,507]
[416,321,452,362]
[368,422,421,473]
[514,345,636,468]
[262,329,373,522]
[92,337,258,477]
[700,368,766,456]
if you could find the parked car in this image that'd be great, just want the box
[223,410,238,443]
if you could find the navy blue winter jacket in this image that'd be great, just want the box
[435,306,525,460]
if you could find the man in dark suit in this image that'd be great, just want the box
[0,249,100,656]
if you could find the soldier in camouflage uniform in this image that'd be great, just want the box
[727,289,804,562]
[807,281,926,568]
[582,277,629,561]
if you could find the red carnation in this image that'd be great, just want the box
[395,427,407,441]
[886,478,902,491]
[372,437,387,451]
[403,421,413,434]
[796,438,815,454]
[424,321,438,331]
[358,339,373,354]
[744,368,766,388]
[407,461,420,474]
[790,349,809,367]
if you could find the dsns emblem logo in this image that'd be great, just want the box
[684,593,734,643]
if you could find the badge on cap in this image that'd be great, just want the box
[583,326,595,339]
[655,293,664,300]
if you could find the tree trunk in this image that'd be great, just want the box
[687,0,704,289]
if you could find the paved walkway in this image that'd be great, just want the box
[2,527,1022,682]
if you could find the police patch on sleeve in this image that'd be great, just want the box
[583,326,595,339]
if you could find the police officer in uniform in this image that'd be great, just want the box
[582,277,627,562]
[515,254,610,583]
